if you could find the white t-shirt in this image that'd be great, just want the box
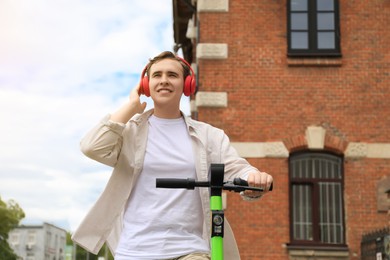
[115,115,209,260]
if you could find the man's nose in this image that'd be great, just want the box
[160,73,168,84]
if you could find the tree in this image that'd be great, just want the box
[0,196,25,260]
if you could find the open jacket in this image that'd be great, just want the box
[72,109,261,260]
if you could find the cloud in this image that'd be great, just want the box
[0,0,190,232]
[0,0,175,92]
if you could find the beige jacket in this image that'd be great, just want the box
[72,110,260,259]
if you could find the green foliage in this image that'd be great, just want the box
[0,242,18,260]
[0,196,25,260]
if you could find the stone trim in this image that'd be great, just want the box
[231,142,289,158]
[196,43,228,59]
[345,143,390,158]
[195,91,227,108]
[230,140,390,159]
[186,18,197,39]
[197,0,229,12]
[344,142,368,158]
[366,143,390,158]
[305,126,326,149]
[287,248,349,259]
[190,100,197,113]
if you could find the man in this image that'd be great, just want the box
[72,51,273,260]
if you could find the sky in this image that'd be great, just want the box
[0,0,190,232]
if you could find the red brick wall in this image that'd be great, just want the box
[196,0,390,259]
[225,158,290,260]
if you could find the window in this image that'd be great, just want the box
[10,233,20,246]
[289,152,346,246]
[287,0,341,57]
[28,231,37,245]
[26,231,36,250]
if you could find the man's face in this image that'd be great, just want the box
[148,58,184,109]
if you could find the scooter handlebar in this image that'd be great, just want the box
[156,177,273,192]
[233,178,273,191]
[156,178,196,189]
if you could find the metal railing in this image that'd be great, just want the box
[361,227,389,260]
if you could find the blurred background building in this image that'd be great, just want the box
[8,222,66,260]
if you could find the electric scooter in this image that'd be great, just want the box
[156,163,272,260]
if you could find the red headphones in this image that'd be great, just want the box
[138,57,196,97]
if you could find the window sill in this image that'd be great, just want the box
[286,244,349,259]
[287,57,343,67]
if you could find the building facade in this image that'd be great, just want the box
[8,222,66,260]
[173,0,390,259]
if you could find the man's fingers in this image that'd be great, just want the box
[248,172,273,192]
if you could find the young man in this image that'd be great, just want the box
[72,51,273,260]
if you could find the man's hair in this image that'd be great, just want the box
[146,51,191,79]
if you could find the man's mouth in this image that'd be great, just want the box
[157,88,173,93]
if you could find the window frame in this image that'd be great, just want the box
[288,151,347,248]
[287,0,342,57]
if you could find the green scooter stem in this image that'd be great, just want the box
[210,196,223,260]
[209,164,225,260]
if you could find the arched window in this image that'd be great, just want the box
[289,152,346,246]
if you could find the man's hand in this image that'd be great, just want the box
[243,171,273,198]
[130,83,147,114]
[110,84,147,124]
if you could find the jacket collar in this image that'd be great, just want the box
[130,109,154,124]
[130,109,202,142]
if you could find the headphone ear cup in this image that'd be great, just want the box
[190,76,196,95]
[141,76,150,97]
[184,75,196,96]
[139,65,150,97]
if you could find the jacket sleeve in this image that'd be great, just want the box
[80,114,126,167]
[218,130,265,201]
[218,130,261,181]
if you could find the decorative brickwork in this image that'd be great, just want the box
[325,134,348,155]
[284,135,308,153]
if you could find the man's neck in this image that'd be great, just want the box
[153,107,181,119]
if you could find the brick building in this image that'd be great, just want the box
[172,0,390,259]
